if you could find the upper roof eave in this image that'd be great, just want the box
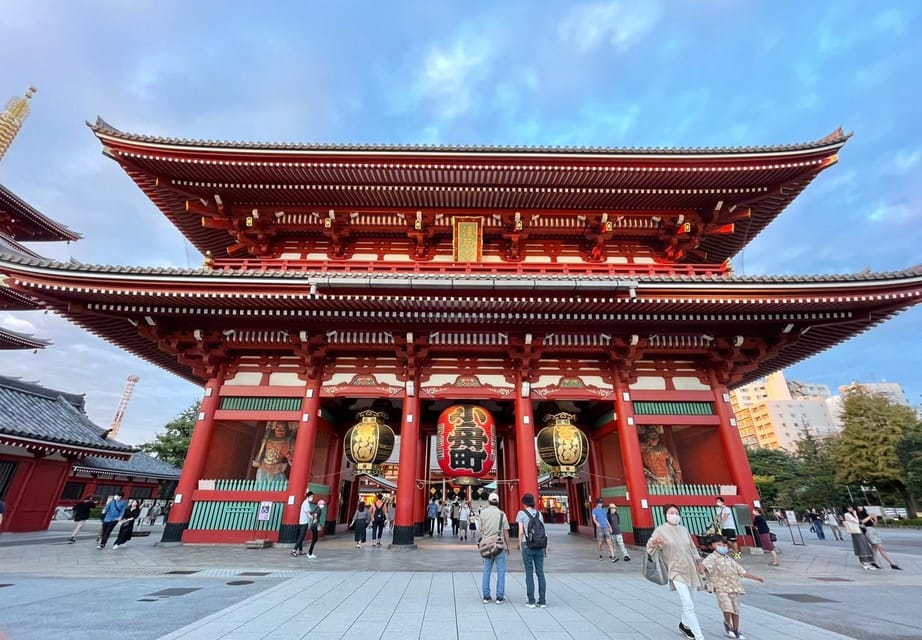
[89,118,851,161]
[0,184,82,242]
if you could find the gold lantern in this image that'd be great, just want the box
[343,410,395,475]
[536,412,588,478]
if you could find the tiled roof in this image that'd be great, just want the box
[0,375,134,458]
[0,183,81,242]
[0,326,49,350]
[74,451,181,479]
[91,118,851,157]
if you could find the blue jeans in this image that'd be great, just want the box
[813,520,825,540]
[482,550,507,599]
[522,546,546,604]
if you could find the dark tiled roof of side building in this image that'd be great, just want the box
[74,452,181,479]
[0,375,134,457]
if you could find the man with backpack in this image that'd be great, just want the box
[516,492,547,608]
[370,493,387,547]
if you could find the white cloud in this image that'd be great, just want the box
[0,313,36,333]
[866,202,911,223]
[889,150,921,175]
[557,1,662,54]
[414,36,494,121]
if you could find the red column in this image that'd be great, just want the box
[324,430,344,533]
[514,391,539,503]
[163,372,224,542]
[281,377,323,539]
[502,432,519,513]
[414,434,428,531]
[587,437,602,508]
[709,370,759,508]
[614,376,654,540]
[393,394,420,546]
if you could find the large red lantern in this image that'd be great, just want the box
[436,405,496,483]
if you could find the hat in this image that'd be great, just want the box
[608,503,617,509]
[596,497,604,504]
[317,500,326,507]
[522,493,536,507]
[488,492,500,503]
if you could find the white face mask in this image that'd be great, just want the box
[666,513,681,525]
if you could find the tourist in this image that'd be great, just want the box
[751,507,779,566]
[647,504,706,640]
[479,492,510,604]
[702,535,764,639]
[387,501,396,533]
[351,501,369,548]
[860,510,902,570]
[591,497,616,561]
[112,499,141,549]
[69,496,96,543]
[449,500,460,536]
[306,500,325,558]
[715,497,740,557]
[426,498,438,536]
[370,492,387,547]
[824,509,844,541]
[606,503,631,562]
[459,501,472,541]
[291,490,314,557]
[148,502,161,526]
[843,506,876,570]
[138,501,150,528]
[516,492,547,608]
[809,509,825,540]
[0,498,5,529]
[161,501,171,525]
[97,493,127,550]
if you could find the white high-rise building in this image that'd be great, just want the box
[838,381,909,406]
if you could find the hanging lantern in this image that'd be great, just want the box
[436,405,496,484]
[343,410,395,475]
[537,412,588,478]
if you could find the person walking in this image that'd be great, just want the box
[450,500,460,536]
[591,497,616,561]
[306,499,326,558]
[715,497,740,557]
[809,509,826,540]
[606,503,631,562]
[459,501,472,541]
[824,509,844,541]
[860,510,902,570]
[702,535,764,639]
[291,490,315,557]
[69,496,96,543]
[426,498,438,536]
[843,506,876,570]
[97,493,127,550]
[516,492,547,608]
[479,492,510,604]
[148,502,161,526]
[351,501,369,548]
[751,507,779,566]
[138,502,150,528]
[112,500,141,549]
[370,493,387,547]
[647,504,706,640]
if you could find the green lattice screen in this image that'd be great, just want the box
[632,401,714,415]
[219,396,301,411]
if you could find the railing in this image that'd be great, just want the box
[198,479,289,492]
[209,258,728,278]
[188,500,284,531]
[647,483,728,496]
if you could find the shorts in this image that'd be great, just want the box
[721,528,738,542]
[759,532,775,551]
[715,591,741,615]
[596,529,612,542]
[865,528,881,545]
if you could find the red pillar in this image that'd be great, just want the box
[414,434,428,533]
[709,370,759,508]
[614,375,654,543]
[324,430,344,533]
[393,394,420,546]
[163,371,225,542]
[281,377,323,541]
[514,390,539,505]
[587,437,602,509]
[502,432,519,515]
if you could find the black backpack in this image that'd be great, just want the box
[524,511,547,549]
[373,501,386,523]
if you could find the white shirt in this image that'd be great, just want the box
[459,506,471,521]
[717,504,737,529]
[299,498,314,525]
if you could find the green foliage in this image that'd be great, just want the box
[138,401,201,468]
[832,391,921,514]
[746,447,802,507]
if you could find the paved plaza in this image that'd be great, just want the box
[0,521,919,640]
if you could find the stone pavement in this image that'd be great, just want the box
[1,521,920,639]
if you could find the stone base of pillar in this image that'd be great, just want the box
[414,521,425,537]
[161,522,187,543]
[508,522,519,538]
[632,526,655,546]
[278,524,300,543]
[569,520,578,534]
[391,525,417,547]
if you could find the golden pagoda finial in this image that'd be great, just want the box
[0,86,37,163]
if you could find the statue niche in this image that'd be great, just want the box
[252,420,296,483]
[638,425,683,486]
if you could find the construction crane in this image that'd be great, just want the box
[107,375,140,439]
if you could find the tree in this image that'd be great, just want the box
[795,432,849,511]
[138,401,200,468]
[746,447,802,507]
[832,391,920,515]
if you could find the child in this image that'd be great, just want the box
[702,535,764,639]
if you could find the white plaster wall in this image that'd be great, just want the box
[672,376,710,391]
[268,372,303,386]
[224,372,263,386]
[629,376,667,390]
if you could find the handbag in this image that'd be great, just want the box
[642,549,669,585]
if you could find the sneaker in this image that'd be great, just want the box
[68,538,75,544]
[599,554,603,560]
[112,545,120,550]
[871,562,881,569]
[623,555,631,562]
[495,597,505,604]
[538,602,547,608]
[679,622,695,639]
[612,556,619,563]
[732,551,742,559]
[733,630,746,640]
[307,554,317,559]
[891,564,903,570]
[724,623,734,637]
[525,602,537,608]
[482,597,492,604]
[97,544,104,550]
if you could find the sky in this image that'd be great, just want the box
[0,0,920,446]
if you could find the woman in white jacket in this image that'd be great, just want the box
[843,506,875,570]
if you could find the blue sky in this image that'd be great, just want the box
[0,0,920,444]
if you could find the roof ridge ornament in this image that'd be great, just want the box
[0,86,37,163]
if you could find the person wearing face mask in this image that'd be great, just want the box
[702,535,764,639]
[291,490,315,557]
[647,505,706,640]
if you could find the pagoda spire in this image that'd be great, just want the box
[0,86,37,163]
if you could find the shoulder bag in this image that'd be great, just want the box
[642,548,669,585]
